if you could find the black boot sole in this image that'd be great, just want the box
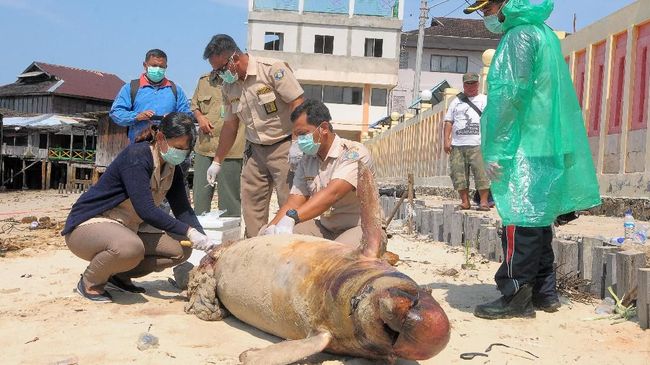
[534,302,561,313]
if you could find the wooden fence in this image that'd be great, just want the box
[364,91,456,186]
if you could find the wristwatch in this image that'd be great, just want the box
[286,209,301,224]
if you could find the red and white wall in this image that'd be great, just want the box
[562,0,650,198]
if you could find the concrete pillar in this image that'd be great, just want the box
[480,49,495,94]
[616,250,646,300]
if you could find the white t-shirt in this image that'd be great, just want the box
[444,94,487,146]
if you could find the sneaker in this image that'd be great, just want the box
[474,284,536,319]
[107,276,146,293]
[76,277,113,303]
[533,297,561,312]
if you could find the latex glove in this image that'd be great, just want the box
[287,141,303,169]
[187,228,215,251]
[275,216,295,235]
[485,162,502,181]
[260,225,276,236]
[206,161,221,187]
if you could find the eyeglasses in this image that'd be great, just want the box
[214,53,236,73]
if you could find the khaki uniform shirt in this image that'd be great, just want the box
[222,56,304,145]
[98,145,174,232]
[191,73,246,159]
[290,136,373,232]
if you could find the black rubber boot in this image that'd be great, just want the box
[474,284,535,319]
[533,296,561,312]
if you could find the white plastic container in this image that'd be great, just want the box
[186,211,241,265]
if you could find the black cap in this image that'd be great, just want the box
[463,0,505,14]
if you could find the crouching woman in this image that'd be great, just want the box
[62,112,212,302]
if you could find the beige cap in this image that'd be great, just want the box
[463,72,480,83]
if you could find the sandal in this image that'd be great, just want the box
[76,276,113,303]
[107,276,146,293]
[458,204,471,210]
[478,205,491,211]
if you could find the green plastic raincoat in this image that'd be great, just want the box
[481,0,601,227]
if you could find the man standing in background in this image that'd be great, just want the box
[444,72,490,211]
[191,71,246,216]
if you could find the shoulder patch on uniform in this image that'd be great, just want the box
[274,69,285,81]
[342,149,360,161]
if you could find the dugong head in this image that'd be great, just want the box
[352,276,450,361]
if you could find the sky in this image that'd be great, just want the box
[0,0,638,96]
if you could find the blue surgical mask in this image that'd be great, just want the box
[297,127,322,156]
[160,141,189,166]
[147,66,166,83]
[483,15,504,34]
[218,69,238,84]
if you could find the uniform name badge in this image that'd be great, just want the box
[264,100,278,115]
[257,86,278,115]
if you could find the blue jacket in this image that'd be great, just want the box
[62,142,203,236]
[110,75,191,142]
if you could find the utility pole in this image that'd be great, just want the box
[412,0,428,102]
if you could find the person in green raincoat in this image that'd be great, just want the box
[464,0,601,320]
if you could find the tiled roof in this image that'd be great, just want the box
[403,17,502,40]
[0,62,125,101]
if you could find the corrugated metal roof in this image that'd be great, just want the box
[3,114,94,130]
[0,62,125,102]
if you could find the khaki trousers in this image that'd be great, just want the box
[241,139,292,238]
[293,219,362,245]
[65,222,192,290]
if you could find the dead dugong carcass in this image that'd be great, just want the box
[185,163,450,364]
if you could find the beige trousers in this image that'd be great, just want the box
[65,222,192,290]
[292,219,362,245]
[241,139,292,238]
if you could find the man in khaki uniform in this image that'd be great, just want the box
[262,100,371,244]
[191,71,246,216]
[203,34,304,238]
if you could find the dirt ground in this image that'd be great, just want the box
[0,191,649,365]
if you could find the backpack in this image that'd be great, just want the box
[129,79,178,107]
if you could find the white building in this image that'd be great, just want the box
[394,17,500,112]
[247,0,403,140]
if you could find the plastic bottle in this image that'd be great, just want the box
[137,332,159,351]
[633,225,648,245]
[624,209,635,240]
[609,237,625,246]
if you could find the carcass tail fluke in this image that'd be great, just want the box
[357,161,386,259]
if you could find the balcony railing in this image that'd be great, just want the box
[48,148,96,163]
[253,0,399,17]
[1,145,48,159]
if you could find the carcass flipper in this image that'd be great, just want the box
[239,330,332,365]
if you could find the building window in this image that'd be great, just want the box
[264,32,284,51]
[429,55,468,73]
[302,84,323,101]
[314,35,334,54]
[323,86,362,105]
[371,88,388,107]
[364,38,383,58]
[399,49,409,69]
